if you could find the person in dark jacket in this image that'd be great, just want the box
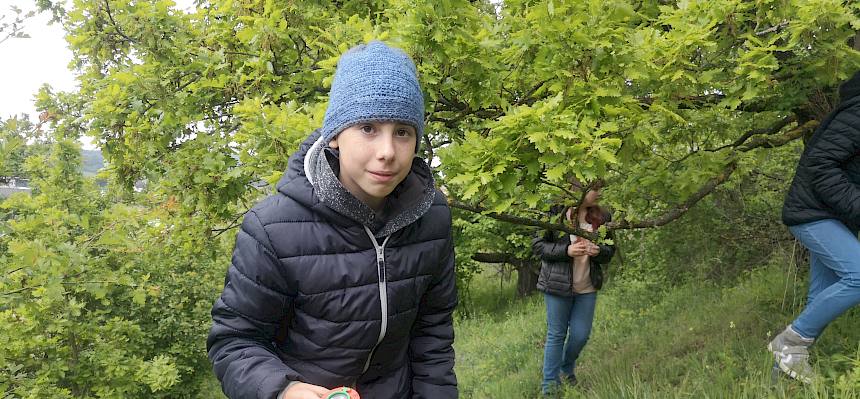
[207,41,457,399]
[769,70,860,384]
[533,180,615,395]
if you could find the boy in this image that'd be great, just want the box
[207,41,458,399]
[771,70,860,383]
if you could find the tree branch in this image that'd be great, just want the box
[755,20,790,36]
[472,252,527,264]
[450,158,741,234]
[103,0,137,44]
[716,115,796,151]
[471,252,538,274]
[637,94,770,113]
[674,115,796,163]
[607,161,738,229]
[449,199,597,239]
[736,120,817,151]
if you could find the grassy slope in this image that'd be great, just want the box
[455,252,860,398]
[200,251,860,398]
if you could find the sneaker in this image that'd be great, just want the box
[767,325,816,384]
[561,373,577,387]
[540,385,561,398]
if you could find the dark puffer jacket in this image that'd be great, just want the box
[207,131,457,399]
[534,209,616,296]
[782,70,860,232]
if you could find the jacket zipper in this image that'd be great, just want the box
[362,226,391,375]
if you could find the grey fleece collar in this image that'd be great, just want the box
[304,136,436,238]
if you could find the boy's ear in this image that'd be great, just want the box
[329,136,339,149]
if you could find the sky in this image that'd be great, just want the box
[0,0,77,122]
[1,0,195,150]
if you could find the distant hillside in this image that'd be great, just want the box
[82,149,104,176]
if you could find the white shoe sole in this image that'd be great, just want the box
[767,343,813,384]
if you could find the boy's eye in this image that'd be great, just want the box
[396,128,414,137]
[359,125,374,134]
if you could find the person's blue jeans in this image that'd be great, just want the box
[789,219,860,339]
[541,291,596,393]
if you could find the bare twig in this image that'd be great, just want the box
[756,20,790,36]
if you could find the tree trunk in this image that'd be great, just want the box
[515,260,540,297]
[472,252,540,297]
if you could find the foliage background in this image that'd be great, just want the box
[1,0,859,397]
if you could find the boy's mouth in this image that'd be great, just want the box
[368,170,396,182]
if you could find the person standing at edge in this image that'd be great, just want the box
[207,41,458,399]
[533,180,615,396]
[770,70,860,384]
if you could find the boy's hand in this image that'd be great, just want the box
[282,382,330,399]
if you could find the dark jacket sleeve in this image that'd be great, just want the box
[531,230,572,262]
[207,211,298,399]
[806,112,860,220]
[591,236,616,265]
[409,228,458,398]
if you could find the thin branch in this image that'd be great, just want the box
[512,79,551,106]
[103,0,137,44]
[714,115,795,151]
[451,155,740,234]
[471,252,537,273]
[540,178,578,199]
[211,222,242,237]
[736,120,817,151]
[423,133,435,165]
[607,161,738,229]
[211,206,253,237]
[756,20,790,36]
[449,199,597,239]
[637,93,769,113]
[673,115,796,163]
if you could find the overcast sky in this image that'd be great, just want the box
[0,0,76,121]
[1,0,195,149]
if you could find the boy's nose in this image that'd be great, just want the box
[376,129,396,160]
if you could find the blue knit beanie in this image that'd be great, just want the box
[321,41,425,152]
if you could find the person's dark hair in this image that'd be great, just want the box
[569,178,607,231]
[583,205,605,231]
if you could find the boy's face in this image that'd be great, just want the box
[329,121,417,210]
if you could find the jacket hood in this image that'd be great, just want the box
[839,70,860,103]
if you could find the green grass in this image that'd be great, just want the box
[200,254,860,398]
[454,253,860,398]
[200,374,226,399]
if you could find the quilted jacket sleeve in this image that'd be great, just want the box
[207,211,298,399]
[532,230,572,262]
[806,110,860,220]
[409,222,458,398]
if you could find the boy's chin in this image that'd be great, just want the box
[370,187,397,200]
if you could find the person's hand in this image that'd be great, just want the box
[567,240,592,257]
[567,239,600,257]
[586,242,600,257]
[282,382,331,399]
